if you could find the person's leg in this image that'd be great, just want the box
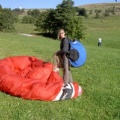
[53,54,73,84]
[98,42,99,46]
[53,54,63,68]
[63,54,73,84]
[69,71,73,83]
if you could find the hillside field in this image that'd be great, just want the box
[78,2,120,10]
[0,15,120,120]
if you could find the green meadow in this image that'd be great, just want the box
[0,16,120,120]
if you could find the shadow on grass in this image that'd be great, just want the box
[30,32,57,40]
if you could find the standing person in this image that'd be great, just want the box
[98,37,102,46]
[54,29,73,84]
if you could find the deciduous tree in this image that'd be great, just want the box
[0,8,15,32]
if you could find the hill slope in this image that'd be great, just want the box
[78,2,120,10]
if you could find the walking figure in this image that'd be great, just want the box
[98,37,102,47]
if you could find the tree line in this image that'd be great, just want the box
[1,0,118,39]
[0,0,86,40]
[22,0,86,39]
[0,5,18,32]
[76,6,117,18]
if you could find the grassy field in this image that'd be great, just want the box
[0,16,120,120]
[78,2,120,17]
[78,2,120,10]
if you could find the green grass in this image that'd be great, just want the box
[14,23,37,34]
[0,16,120,120]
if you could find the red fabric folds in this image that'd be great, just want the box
[0,56,82,101]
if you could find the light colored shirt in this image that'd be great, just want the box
[98,38,102,43]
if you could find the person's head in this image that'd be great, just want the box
[58,29,66,40]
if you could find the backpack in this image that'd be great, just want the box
[67,40,87,68]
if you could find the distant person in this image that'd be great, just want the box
[98,37,102,47]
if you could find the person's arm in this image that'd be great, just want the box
[56,38,69,55]
[62,38,69,53]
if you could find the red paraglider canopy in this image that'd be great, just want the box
[0,56,82,101]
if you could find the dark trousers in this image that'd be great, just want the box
[98,42,101,46]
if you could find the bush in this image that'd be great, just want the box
[0,10,15,32]
[35,0,86,39]
[0,4,2,11]
[104,11,110,17]
[22,16,36,24]
[95,12,100,18]
[27,9,40,18]
[67,17,86,40]
[89,10,93,15]
[13,8,25,15]
[78,8,88,18]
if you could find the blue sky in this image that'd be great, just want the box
[0,0,118,9]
